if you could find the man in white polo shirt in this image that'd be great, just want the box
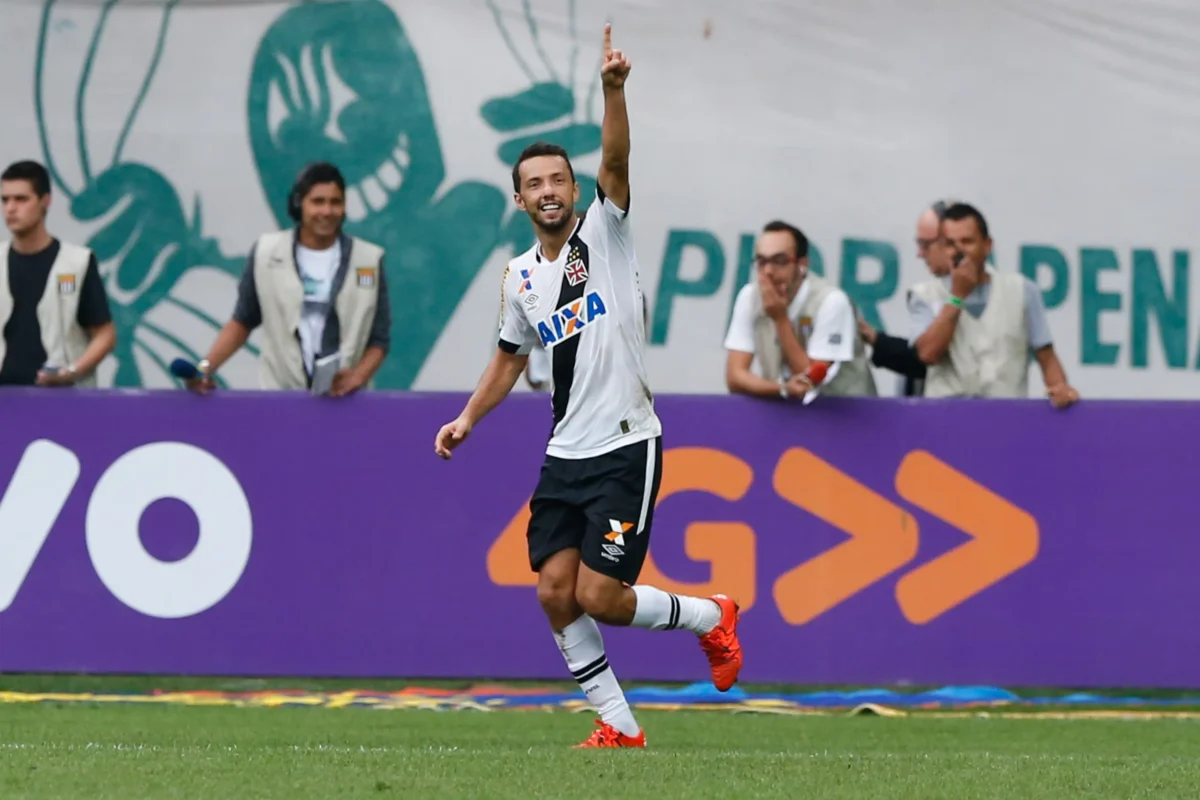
[724,220,877,403]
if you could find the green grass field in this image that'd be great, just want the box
[5,680,1200,799]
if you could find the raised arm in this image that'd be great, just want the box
[596,23,631,212]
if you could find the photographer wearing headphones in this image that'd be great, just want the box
[190,162,390,395]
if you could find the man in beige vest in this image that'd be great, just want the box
[909,202,1079,408]
[724,220,877,403]
[0,160,115,388]
[858,199,961,397]
[189,162,390,395]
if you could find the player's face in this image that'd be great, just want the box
[916,211,951,277]
[754,231,805,299]
[941,216,991,274]
[515,156,580,233]
[300,182,346,240]
[1,180,49,236]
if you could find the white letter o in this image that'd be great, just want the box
[86,442,253,619]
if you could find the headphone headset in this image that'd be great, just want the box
[287,161,345,223]
[287,180,304,223]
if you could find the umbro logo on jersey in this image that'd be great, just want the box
[536,292,608,348]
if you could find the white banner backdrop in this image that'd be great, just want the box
[0,0,1195,397]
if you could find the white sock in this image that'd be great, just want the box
[555,615,640,737]
[631,585,722,635]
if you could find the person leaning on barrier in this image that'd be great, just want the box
[0,160,116,388]
[908,202,1079,408]
[724,220,877,403]
[189,162,391,396]
[856,199,960,396]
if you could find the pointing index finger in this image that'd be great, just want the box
[603,22,612,56]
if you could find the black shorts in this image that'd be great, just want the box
[527,436,663,585]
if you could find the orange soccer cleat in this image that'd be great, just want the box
[698,594,743,692]
[573,720,646,749]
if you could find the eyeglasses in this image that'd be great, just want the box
[754,254,795,268]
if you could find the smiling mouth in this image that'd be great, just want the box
[539,201,563,214]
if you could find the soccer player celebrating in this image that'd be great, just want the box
[434,24,743,749]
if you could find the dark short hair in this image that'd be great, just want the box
[1,161,51,197]
[762,220,809,259]
[942,202,990,239]
[288,161,345,222]
[511,141,575,192]
[930,198,961,220]
[295,161,345,198]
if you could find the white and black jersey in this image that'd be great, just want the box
[498,186,661,460]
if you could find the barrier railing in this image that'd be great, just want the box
[0,389,1193,688]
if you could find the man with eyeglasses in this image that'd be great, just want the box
[856,199,959,396]
[723,220,877,402]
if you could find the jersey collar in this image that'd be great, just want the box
[534,215,584,263]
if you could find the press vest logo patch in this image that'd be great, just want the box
[57,274,77,295]
[798,315,813,341]
[355,267,376,287]
[536,292,607,348]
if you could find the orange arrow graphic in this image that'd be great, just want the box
[638,447,757,612]
[486,498,538,587]
[486,447,757,605]
[772,448,919,625]
[893,450,1039,624]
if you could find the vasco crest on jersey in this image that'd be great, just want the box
[564,245,588,287]
[537,292,608,347]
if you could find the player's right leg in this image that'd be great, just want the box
[574,436,744,691]
[528,479,644,748]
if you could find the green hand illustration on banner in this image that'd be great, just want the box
[34,0,603,389]
[35,0,254,388]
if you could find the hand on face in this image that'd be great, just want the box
[758,270,789,321]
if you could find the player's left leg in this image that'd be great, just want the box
[528,469,644,748]
[575,436,744,692]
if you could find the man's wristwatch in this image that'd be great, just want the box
[197,359,212,377]
[779,378,788,399]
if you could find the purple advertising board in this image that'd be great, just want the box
[0,389,1196,688]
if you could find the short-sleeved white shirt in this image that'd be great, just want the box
[499,187,661,459]
[724,277,857,403]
